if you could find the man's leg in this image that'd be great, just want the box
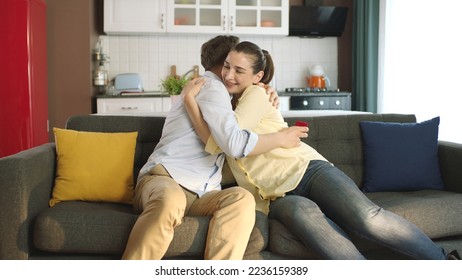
[122,165,187,260]
[188,187,255,260]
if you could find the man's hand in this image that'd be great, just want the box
[248,125,308,156]
[257,82,279,109]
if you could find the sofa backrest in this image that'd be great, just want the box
[66,115,165,182]
[66,113,416,189]
[285,114,416,188]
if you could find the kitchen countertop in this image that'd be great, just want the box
[277,91,351,97]
[280,110,369,117]
[96,91,169,98]
[96,91,364,117]
[97,91,352,98]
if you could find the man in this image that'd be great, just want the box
[122,35,307,260]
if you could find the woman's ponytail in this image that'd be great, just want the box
[260,50,274,85]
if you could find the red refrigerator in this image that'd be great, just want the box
[0,0,48,158]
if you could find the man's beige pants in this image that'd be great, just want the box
[122,164,255,260]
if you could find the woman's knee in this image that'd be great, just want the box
[269,195,321,220]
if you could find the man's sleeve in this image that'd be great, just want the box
[196,81,258,158]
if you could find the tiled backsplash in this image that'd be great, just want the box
[101,35,338,92]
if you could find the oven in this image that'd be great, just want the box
[283,88,351,111]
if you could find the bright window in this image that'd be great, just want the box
[378,0,462,143]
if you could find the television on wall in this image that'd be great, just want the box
[289,6,348,37]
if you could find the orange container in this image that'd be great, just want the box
[307,76,326,89]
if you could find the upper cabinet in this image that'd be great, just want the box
[104,0,288,36]
[233,0,288,35]
[168,0,288,35]
[104,0,167,34]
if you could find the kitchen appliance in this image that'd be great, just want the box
[114,73,143,94]
[289,6,348,37]
[1,0,48,157]
[284,91,352,111]
[93,38,110,87]
[305,64,331,91]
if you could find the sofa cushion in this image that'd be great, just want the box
[360,117,444,192]
[33,201,268,258]
[34,202,136,254]
[50,128,138,206]
[365,190,462,239]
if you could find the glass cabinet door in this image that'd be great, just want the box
[231,0,288,35]
[167,0,227,33]
[167,0,288,35]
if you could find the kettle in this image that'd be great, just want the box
[305,64,330,91]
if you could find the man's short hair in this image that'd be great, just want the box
[201,35,239,70]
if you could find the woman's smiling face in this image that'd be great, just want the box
[221,50,263,95]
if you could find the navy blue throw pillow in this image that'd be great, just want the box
[359,117,444,192]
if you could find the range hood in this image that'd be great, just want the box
[289,6,348,38]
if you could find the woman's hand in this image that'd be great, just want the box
[257,82,279,109]
[181,77,206,100]
[182,77,210,145]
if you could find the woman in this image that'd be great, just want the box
[182,41,456,260]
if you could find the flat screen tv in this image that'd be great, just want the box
[289,6,348,37]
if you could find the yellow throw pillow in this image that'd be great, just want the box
[50,128,138,207]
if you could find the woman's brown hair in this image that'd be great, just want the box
[231,41,274,85]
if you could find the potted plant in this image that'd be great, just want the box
[160,75,188,96]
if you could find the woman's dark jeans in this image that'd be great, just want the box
[269,160,445,260]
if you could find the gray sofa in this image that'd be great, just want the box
[1,113,462,260]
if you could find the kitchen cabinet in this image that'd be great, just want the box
[96,96,172,115]
[167,0,288,36]
[103,0,288,36]
[279,96,290,112]
[96,94,359,117]
[104,0,167,34]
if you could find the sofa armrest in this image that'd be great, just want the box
[0,143,56,259]
[438,140,462,193]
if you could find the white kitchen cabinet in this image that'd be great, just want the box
[231,0,289,36]
[167,0,288,36]
[104,0,288,36]
[96,95,365,117]
[96,97,171,115]
[278,96,290,112]
[104,0,167,34]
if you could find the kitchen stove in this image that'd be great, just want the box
[279,88,352,111]
[285,87,341,93]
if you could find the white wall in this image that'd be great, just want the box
[100,35,338,92]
